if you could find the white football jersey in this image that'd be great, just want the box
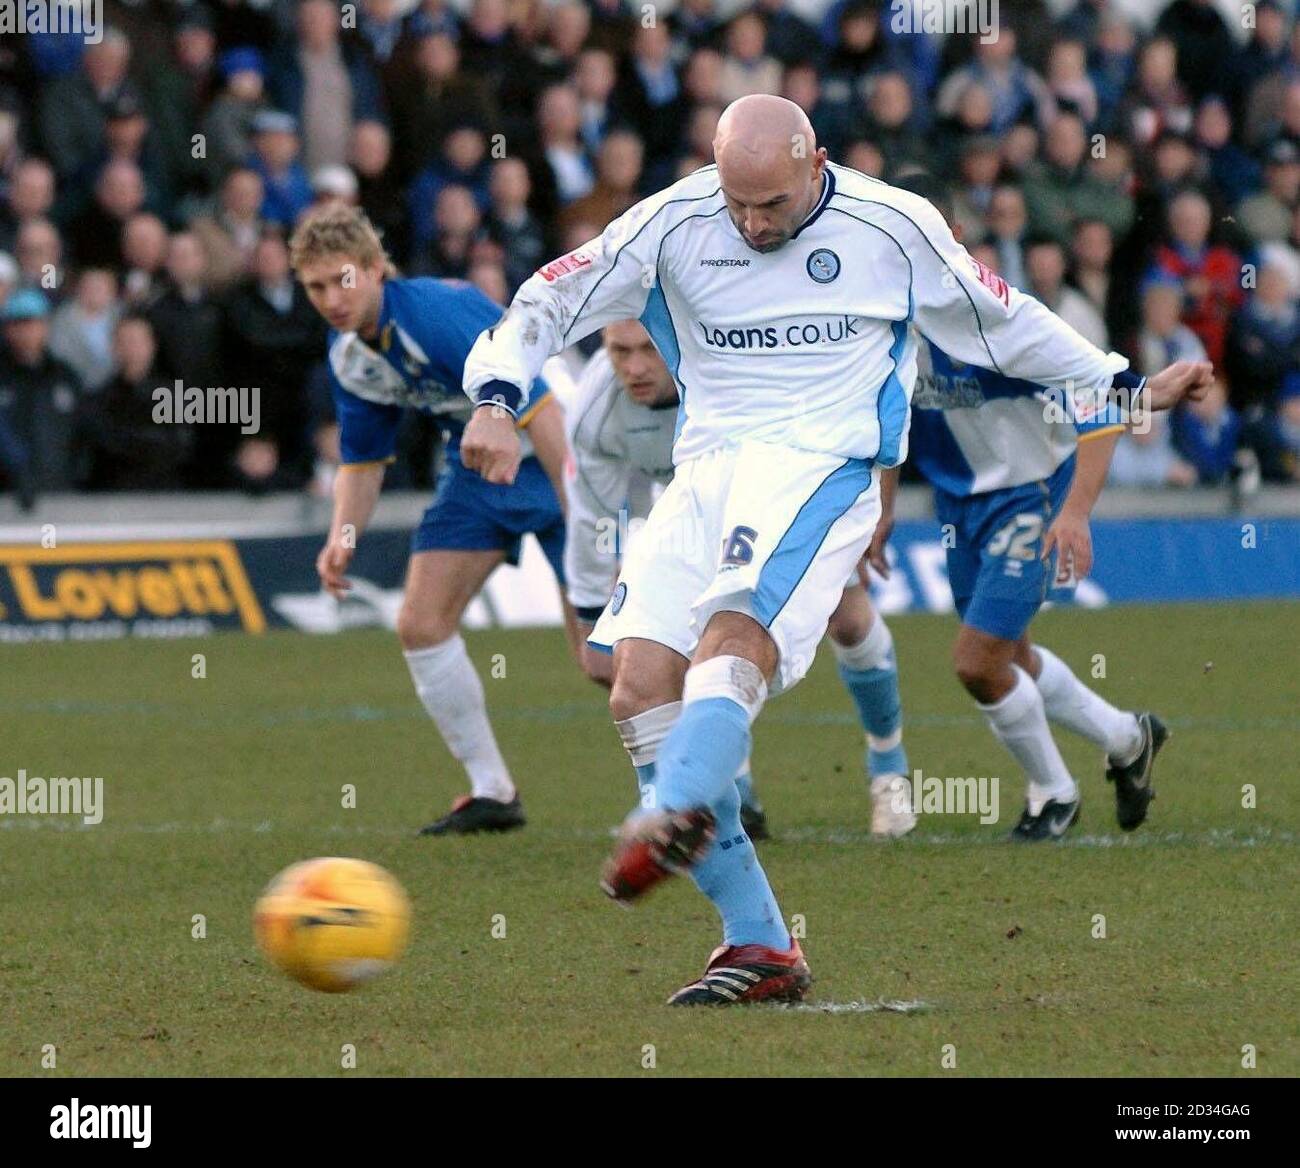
[564,348,678,611]
[464,162,1133,467]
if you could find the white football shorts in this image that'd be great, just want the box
[589,440,881,693]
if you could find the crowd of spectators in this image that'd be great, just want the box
[0,0,1298,503]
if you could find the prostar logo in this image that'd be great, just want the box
[699,258,751,267]
[537,250,594,282]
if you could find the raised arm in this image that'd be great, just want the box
[900,191,1136,402]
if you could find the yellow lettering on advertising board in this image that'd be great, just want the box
[0,542,264,632]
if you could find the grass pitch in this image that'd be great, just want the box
[2,602,1296,1077]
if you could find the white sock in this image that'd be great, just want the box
[615,702,680,769]
[615,702,681,811]
[979,664,1077,815]
[831,610,894,671]
[404,636,515,802]
[1033,646,1143,765]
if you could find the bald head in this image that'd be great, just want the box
[715,95,815,171]
[714,95,826,253]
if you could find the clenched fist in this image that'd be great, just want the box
[1144,360,1215,412]
[461,403,523,485]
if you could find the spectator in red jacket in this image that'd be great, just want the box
[1151,188,1245,367]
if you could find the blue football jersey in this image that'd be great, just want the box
[326,277,550,466]
[909,336,1124,497]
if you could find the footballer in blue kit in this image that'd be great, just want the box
[917,355,1089,641]
[291,204,579,836]
[897,173,1174,840]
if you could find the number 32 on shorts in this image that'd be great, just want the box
[986,513,1043,579]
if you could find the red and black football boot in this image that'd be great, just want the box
[599,808,716,903]
[419,794,525,836]
[667,940,812,1006]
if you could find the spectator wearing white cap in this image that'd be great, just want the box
[309,165,360,207]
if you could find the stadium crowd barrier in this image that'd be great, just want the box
[0,488,1296,642]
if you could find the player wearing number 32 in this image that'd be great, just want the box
[461,95,1213,1006]
[895,172,1188,844]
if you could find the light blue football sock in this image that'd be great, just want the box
[655,695,750,812]
[687,778,788,949]
[839,661,909,776]
[654,693,788,949]
[835,617,909,778]
[735,767,760,811]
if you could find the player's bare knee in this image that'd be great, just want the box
[610,672,668,722]
[696,610,777,679]
[952,640,995,698]
[827,587,872,646]
[396,607,456,652]
[1015,639,1040,677]
[828,607,870,647]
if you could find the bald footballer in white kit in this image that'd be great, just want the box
[460,95,1212,1005]
[564,320,921,843]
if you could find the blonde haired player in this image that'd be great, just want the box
[291,204,579,835]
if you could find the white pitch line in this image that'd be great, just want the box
[774,998,933,1015]
[0,819,1292,848]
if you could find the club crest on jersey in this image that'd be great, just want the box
[610,582,628,614]
[806,248,840,284]
[537,250,594,282]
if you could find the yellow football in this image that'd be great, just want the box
[253,857,411,992]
